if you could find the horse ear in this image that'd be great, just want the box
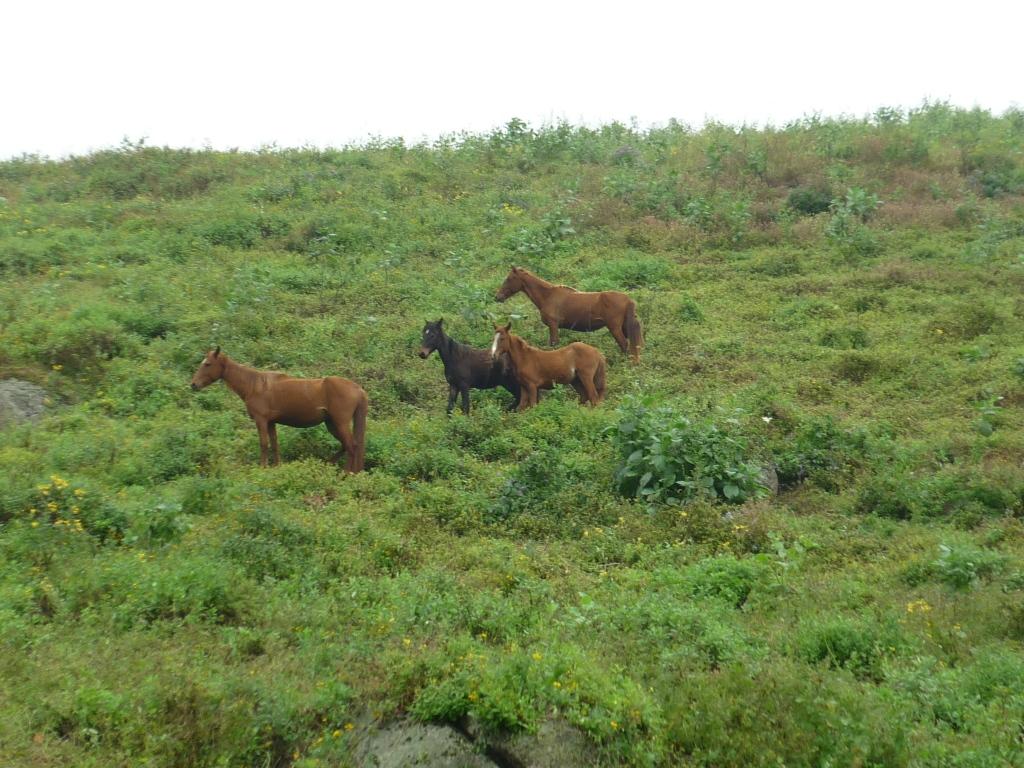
[213,346,220,358]
[437,317,444,326]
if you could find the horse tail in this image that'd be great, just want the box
[594,354,607,403]
[624,300,644,363]
[352,388,368,473]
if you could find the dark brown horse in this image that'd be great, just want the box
[490,323,606,410]
[419,319,520,414]
[190,347,367,472]
[494,266,644,362]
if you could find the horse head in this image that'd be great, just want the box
[495,267,525,302]
[191,346,225,390]
[419,318,445,359]
[490,323,513,360]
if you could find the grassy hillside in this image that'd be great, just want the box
[2,104,1024,767]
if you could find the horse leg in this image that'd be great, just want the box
[504,383,521,411]
[268,423,281,466]
[544,318,560,346]
[460,384,471,415]
[325,415,357,472]
[579,370,601,406]
[446,385,458,416]
[519,383,537,411]
[571,379,588,404]
[609,322,629,354]
[255,419,271,467]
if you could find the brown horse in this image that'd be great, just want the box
[190,347,367,472]
[490,323,606,410]
[494,266,644,362]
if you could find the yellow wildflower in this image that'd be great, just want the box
[532,651,543,661]
[344,722,354,731]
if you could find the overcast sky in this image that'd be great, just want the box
[5,0,1022,159]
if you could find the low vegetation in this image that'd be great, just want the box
[2,104,1024,766]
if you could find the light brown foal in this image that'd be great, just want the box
[190,348,368,472]
[490,324,606,410]
[494,266,644,362]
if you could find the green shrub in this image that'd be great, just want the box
[663,660,910,767]
[674,296,705,323]
[796,614,904,679]
[819,326,870,349]
[833,351,880,382]
[488,444,569,521]
[608,398,766,505]
[749,251,803,276]
[773,416,868,489]
[785,186,832,216]
[109,555,248,627]
[931,543,1008,589]
[580,254,670,290]
[682,555,768,608]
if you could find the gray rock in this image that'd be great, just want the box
[0,379,49,429]
[353,721,496,768]
[759,463,780,496]
[462,717,597,768]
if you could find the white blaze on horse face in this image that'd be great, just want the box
[491,333,500,358]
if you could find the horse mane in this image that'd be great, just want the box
[509,333,539,353]
[517,267,578,292]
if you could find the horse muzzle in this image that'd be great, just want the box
[190,382,200,391]
[494,292,507,302]
[418,348,431,359]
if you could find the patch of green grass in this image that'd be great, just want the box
[1,106,1024,766]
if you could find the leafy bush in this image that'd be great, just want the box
[826,187,882,254]
[607,398,766,505]
[931,543,1008,589]
[488,444,569,521]
[833,351,880,382]
[674,296,705,323]
[857,464,1023,522]
[681,555,768,608]
[785,186,832,216]
[795,614,904,679]
[773,416,869,490]
[819,326,869,349]
[580,255,670,290]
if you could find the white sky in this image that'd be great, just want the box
[4,0,1022,159]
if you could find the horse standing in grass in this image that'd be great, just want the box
[419,319,520,415]
[190,347,367,472]
[490,323,606,410]
[494,266,645,362]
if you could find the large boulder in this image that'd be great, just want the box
[352,721,496,768]
[462,717,597,768]
[0,379,49,430]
